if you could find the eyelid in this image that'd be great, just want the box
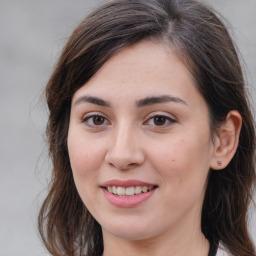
[143,112,177,126]
[81,111,108,120]
[144,111,176,121]
[81,112,111,127]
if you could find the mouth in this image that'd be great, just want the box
[101,182,158,207]
[102,185,157,197]
[100,179,158,202]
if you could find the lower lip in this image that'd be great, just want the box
[102,188,156,208]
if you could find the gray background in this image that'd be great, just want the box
[0,1,255,255]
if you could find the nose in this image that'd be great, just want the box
[105,124,145,170]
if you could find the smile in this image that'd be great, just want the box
[106,186,156,197]
[100,179,158,207]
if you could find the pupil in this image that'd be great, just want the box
[93,116,104,125]
[154,116,166,126]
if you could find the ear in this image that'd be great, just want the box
[210,110,242,170]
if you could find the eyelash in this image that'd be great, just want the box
[82,114,176,128]
[82,115,110,127]
[144,115,176,127]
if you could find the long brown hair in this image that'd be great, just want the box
[38,0,256,255]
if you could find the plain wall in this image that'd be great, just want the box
[0,1,255,255]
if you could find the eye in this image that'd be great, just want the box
[82,115,109,127]
[146,115,176,127]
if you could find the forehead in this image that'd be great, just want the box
[72,40,200,106]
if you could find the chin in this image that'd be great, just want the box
[109,229,153,241]
[102,218,159,241]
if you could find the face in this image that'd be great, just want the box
[68,40,216,242]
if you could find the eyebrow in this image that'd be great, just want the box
[74,96,111,107]
[136,95,188,107]
[74,94,187,108]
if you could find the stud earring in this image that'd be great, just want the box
[217,160,222,166]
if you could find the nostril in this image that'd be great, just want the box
[105,146,145,169]
[127,163,139,168]
[118,163,138,170]
[108,162,139,170]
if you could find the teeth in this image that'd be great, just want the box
[117,187,125,196]
[142,186,148,193]
[107,185,155,196]
[135,186,142,194]
[126,186,135,196]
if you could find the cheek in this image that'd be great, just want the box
[67,132,106,208]
[149,136,212,191]
[68,132,104,178]
[147,138,211,222]
[67,131,108,209]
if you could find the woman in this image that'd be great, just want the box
[38,0,256,255]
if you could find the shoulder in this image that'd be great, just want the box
[216,244,229,256]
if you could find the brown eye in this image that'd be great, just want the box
[92,116,105,125]
[153,116,167,126]
[146,115,176,127]
[82,115,109,127]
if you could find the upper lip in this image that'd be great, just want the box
[100,179,157,188]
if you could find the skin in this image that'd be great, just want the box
[67,40,241,256]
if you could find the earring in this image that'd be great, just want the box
[217,160,222,166]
